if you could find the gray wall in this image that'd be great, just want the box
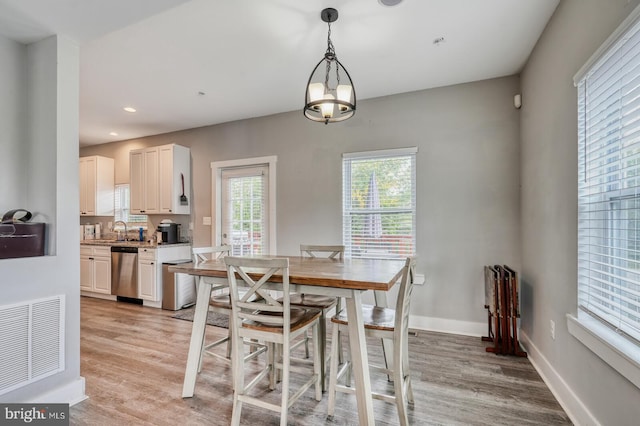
[81,75,522,330]
[0,34,27,210]
[0,34,83,404]
[520,0,640,424]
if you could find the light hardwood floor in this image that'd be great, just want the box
[71,297,571,426]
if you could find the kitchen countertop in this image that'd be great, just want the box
[81,240,191,249]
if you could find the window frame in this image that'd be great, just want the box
[342,147,417,260]
[571,3,640,390]
[220,165,269,256]
[211,156,277,255]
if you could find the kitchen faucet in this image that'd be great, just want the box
[114,220,128,241]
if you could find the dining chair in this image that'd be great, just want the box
[192,246,265,371]
[288,244,344,387]
[327,256,416,426]
[224,256,322,426]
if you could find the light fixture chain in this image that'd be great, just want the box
[325,21,340,88]
[326,21,335,57]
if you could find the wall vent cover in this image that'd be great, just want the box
[0,295,65,395]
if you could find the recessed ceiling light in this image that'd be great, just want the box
[378,0,403,6]
[123,106,137,113]
[109,132,118,136]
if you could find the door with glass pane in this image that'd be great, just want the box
[220,165,269,255]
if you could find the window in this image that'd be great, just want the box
[114,184,147,228]
[576,12,640,354]
[342,148,417,259]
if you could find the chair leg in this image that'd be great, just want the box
[394,354,409,426]
[269,342,276,390]
[403,336,414,404]
[226,319,233,359]
[280,340,290,426]
[304,330,310,359]
[317,311,328,391]
[312,322,322,401]
[231,331,245,426]
[198,326,207,373]
[335,299,344,364]
[327,321,340,416]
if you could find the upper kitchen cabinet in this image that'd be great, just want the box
[130,147,160,214]
[79,156,114,216]
[159,144,191,214]
[130,144,191,215]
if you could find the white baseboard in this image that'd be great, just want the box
[520,331,599,426]
[27,377,87,406]
[80,292,116,301]
[409,314,485,337]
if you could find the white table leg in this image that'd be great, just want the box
[346,291,375,426]
[182,276,212,398]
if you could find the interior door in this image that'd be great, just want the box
[220,165,269,255]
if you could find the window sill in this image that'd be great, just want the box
[566,313,640,389]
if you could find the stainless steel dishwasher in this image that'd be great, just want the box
[111,246,139,300]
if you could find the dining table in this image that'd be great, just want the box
[169,255,407,426]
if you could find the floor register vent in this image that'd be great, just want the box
[0,295,65,395]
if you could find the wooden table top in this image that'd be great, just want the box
[168,255,406,292]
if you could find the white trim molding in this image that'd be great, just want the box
[211,156,277,254]
[343,146,418,159]
[573,2,640,84]
[567,313,640,390]
[409,314,485,337]
[520,331,600,426]
[26,377,87,406]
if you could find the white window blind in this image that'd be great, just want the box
[114,184,147,227]
[577,15,640,345]
[221,166,268,256]
[342,148,417,259]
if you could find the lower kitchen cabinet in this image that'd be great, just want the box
[80,246,112,294]
[138,248,157,301]
[138,245,191,307]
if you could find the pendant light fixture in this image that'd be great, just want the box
[304,8,356,124]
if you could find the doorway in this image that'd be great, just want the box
[211,156,277,254]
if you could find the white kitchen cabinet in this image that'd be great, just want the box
[79,156,114,216]
[130,147,159,214]
[159,144,191,214]
[80,246,112,294]
[138,248,157,301]
[130,144,190,215]
[137,245,191,307]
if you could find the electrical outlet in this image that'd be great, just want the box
[203,216,212,226]
[550,320,556,340]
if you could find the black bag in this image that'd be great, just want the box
[0,209,46,259]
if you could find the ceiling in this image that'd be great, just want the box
[0,0,560,147]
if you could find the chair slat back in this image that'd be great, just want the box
[192,245,231,263]
[224,256,290,329]
[395,257,416,337]
[300,244,344,260]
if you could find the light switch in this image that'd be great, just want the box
[203,216,212,226]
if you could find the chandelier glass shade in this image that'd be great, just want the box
[304,8,356,124]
